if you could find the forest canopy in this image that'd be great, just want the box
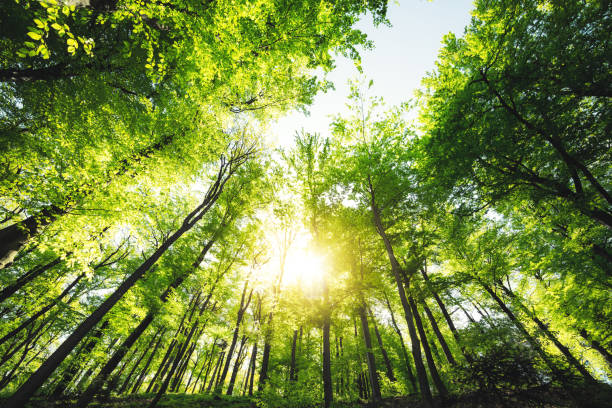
[0,1,610,408]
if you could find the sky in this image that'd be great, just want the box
[268,0,475,146]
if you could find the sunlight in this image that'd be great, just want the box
[282,248,326,288]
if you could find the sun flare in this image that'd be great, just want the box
[283,249,326,288]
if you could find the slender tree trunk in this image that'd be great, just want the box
[383,293,417,392]
[421,268,473,365]
[132,328,166,394]
[578,329,612,371]
[368,307,396,382]
[4,153,243,408]
[322,282,333,408]
[76,249,216,408]
[183,347,199,393]
[409,298,447,398]
[482,283,562,377]
[217,282,252,393]
[0,273,83,347]
[226,335,247,395]
[369,189,433,407]
[188,350,206,394]
[147,340,177,393]
[258,340,271,391]
[363,370,370,398]
[289,329,298,382]
[118,328,162,394]
[200,342,219,393]
[457,302,476,324]
[174,342,197,392]
[50,322,110,397]
[0,315,52,368]
[0,256,64,302]
[533,316,595,382]
[421,302,456,366]
[499,284,596,382]
[0,329,40,391]
[359,304,382,401]
[207,351,225,392]
[191,339,216,393]
[248,343,257,396]
[149,320,203,408]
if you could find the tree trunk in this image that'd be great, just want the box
[118,328,162,394]
[226,335,247,395]
[0,273,83,347]
[247,342,257,396]
[191,339,216,393]
[383,293,417,392]
[421,301,456,366]
[206,351,225,392]
[149,319,204,408]
[76,243,217,408]
[200,343,219,393]
[131,328,166,394]
[482,283,563,378]
[578,329,612,371]
[322,283,333,408]
[359,304,382,401]
[369,189,433,407]
[0,208,64,270]
[0,255,64,302]
[51,321,108,398]
[258,340,271,391]
[0,132,181,270]
[499,283,596,382]
[409,298,447,398]
[289,330,298,382]
[147,339,176,393]
[368,307,396,382]
[420,268,473,365]
[217,282,252,393]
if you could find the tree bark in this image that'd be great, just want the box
[409,298,447,397]
[132,328,166,394]
[421,301,456,366]
[368,184,433,407]
[76,237,217,407]
[578,329,612,371]
[226,335,248,395]
[359,304,382,401]
[482,283,565,379]
[206,351,225,392]
[289,330,298,382]
[368,307,396,382]
[499,283,596,382]
[420,268,473,365]
[0,273,83,347]
[0,255,64,302]
[0,208,64,270]
[216,282,253,393]
[247,342,257,396]
[383,293,417,392]
[117,328,163,394]
[322,282,333,408]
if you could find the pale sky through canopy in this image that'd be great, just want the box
[269,0,474,146]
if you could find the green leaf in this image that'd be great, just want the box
[27,31,42,40]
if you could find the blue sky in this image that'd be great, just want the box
[269,0,474,145]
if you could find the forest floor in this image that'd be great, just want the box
[9,384,612,408]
